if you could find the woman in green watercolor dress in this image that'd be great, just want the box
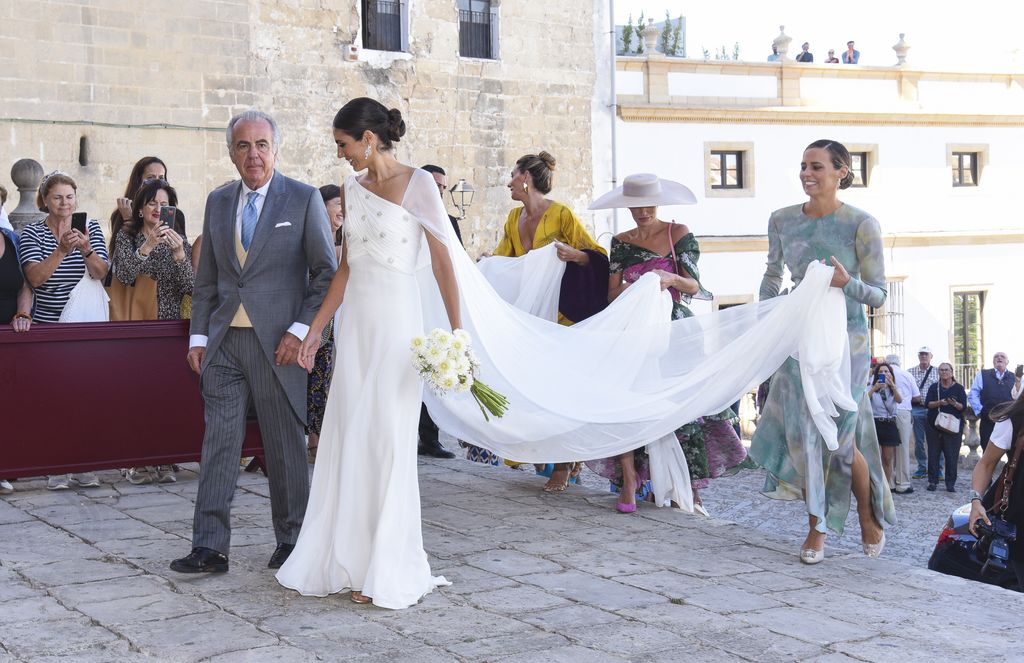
[749,139,896,564]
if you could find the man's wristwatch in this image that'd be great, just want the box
[82,249,95,259]
[969,489,983,502]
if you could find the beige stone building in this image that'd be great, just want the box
[2,0,609,254]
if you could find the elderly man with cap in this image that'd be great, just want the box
[886,354,919,494]
[908,346,939,479]
[968,351,1020,450]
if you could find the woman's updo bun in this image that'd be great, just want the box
[333,97,405,151]
[515,150,557,194]
[386,108,406,143]
[805,139,855,190]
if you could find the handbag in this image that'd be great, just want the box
[107,273,159,321]
[59,273,111,323]
[933,383,961,435]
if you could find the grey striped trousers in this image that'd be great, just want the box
[192,328,309,554]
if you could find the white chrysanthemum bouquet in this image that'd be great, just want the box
[410,328,509,421]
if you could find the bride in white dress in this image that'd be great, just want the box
[279,98,866,609]
[276,99,461,609]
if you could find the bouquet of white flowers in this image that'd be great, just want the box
[410,328,509,421]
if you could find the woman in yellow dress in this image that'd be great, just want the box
[482,151,609,490]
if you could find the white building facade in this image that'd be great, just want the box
[604,50,1024,384]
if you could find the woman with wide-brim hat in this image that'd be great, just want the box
[585,173,748,514]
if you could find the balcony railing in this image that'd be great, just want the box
[363,0,402,52]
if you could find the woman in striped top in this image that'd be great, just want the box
[20,172,110,323]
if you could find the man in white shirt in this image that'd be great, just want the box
[887,354,919,494]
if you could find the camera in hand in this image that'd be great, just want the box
[974,517,1017,575]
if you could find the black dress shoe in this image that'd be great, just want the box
[418,441,456,459]
[170,547,228,574]
[268,543,295,569]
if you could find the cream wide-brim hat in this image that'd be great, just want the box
[588,173,697,210]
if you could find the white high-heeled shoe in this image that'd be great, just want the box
[863,530,886,558]
[799,547,825,564]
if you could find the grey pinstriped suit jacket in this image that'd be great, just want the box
[189,171,338,422]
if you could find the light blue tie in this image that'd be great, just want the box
[241,191,259,251]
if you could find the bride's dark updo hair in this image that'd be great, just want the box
[805,139,855,190]
[515,151,557,194]
[333,97,406,151]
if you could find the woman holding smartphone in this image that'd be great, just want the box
[111,178,193,321]
[19,171,109,323]
[111,178,192,485]
[19,171,109,491]
[869,362,903,487]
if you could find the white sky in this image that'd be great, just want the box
[613,0,1024,70]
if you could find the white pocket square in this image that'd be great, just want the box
[274,221,292,228]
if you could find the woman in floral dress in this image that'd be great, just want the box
[586,174,747,513]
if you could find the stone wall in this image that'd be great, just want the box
[0,0,599,254]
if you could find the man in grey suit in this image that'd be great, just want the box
[171,110,337,574]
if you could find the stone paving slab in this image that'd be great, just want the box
[2,459,1024,662]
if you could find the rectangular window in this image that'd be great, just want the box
[952,151,978,187]
[850,151,869,188]
[952,290,985,386]
[362,0,404,52]
[458,0,495,59]
[710,150,743,189]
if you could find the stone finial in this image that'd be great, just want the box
[773,25,792,60]
[642,18,661,58]
[9,158,46,233]
[893,33,911,67]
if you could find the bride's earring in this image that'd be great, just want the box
[522,182,528,192]
[364,143,372,160]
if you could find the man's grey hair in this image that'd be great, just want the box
[885,354,901,367]
[226,110,280,154]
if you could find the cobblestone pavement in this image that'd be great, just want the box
[2,455,1023,662]
[577,456,981,568]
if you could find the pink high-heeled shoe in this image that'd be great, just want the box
[616,502,637,514]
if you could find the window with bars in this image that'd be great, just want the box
[867,279,904,362]
[710,150,743,189]
[952,290,985,387]
[850,151,869,187]
[458,0,496,59]
[362,0,405,52]
[952,151,979,187]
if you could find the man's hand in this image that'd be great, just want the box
[187,346,205,375]
[275,332,302,366]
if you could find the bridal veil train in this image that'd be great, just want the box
[278,168,852,608]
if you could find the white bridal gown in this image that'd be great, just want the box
[279,168,855,609]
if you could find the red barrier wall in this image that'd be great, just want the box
[0,320,263,477]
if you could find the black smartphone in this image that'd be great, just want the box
[159,206,177,229]
[1016,364,1023,379]
[71,212,88,234]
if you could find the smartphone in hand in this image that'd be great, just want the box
[1016,364,1023,379]
[71,212,88,234]
[877,374,887,384]
[159,206,177,229]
